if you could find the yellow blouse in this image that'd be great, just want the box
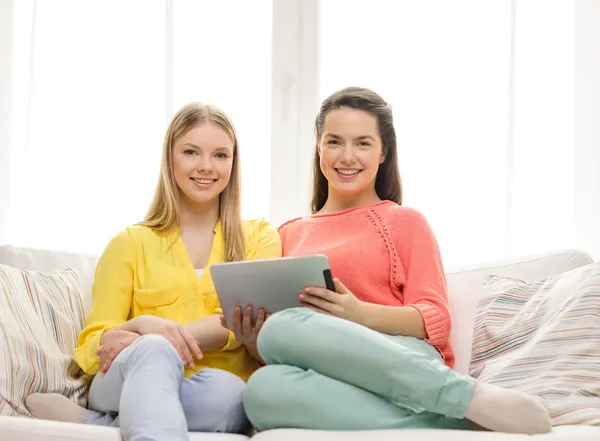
[73,219,281,381]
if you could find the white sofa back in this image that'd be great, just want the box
[0,245,593,374]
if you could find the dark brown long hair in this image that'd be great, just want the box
[311,86,403,212]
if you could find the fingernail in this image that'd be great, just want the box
[305,288,313,294]
[299,294,305,300]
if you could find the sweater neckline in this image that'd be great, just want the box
[309,200,395,219]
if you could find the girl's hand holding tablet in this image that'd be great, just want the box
[229,305,269,363]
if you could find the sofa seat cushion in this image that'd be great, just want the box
[251,426,600,441]
[0,415,250,441]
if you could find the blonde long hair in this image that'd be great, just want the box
[141,102,245,262]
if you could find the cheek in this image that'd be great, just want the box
[320,149,336,171]
[362,151,383,171]
[216,161,233,182]
[319,155,329,177]
[172,156,186,180]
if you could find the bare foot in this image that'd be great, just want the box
[464,383,552,435]
[25,393,89,424]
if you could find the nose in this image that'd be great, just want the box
[196,153,214,173]
[340,144,356,165]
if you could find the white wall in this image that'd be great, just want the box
[574,0,600,260]
[0,0,13,244]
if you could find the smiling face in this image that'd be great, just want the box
[172,122,234,208]
[318,107,385,208]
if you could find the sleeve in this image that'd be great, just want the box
[395,209,451,346]
[72,229,135,374]
[246,219,282,261]
[217,219,282,351]
[276,217,302,255]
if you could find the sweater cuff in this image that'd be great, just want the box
[411,303,449,346]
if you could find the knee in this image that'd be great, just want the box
[130,334,178,356]
[244,365,300,431]
[257,307,313,362]
[126,334,183,371]
[243,366,273,414]
[182,369,248,434]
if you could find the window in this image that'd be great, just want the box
[320,0,512,265]
[8,0,272,253]
[172,0,273,221]
[2,0,578,266]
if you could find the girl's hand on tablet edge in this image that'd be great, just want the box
[300,277,367,325]
[231,304,269,364]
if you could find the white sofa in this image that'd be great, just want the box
[1,245,600,441]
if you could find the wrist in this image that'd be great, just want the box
[356,301,374,329]
[121,317,141,334]
[99,328,112,346]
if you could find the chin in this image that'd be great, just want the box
[182,191,220,206]
[332,186,365,198]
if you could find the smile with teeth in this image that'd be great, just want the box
[336,168,361,175]
[191,177,216,185]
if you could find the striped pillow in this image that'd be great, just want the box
[470,262,600,426]
[0,264,91,416]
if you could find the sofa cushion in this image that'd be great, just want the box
[445,249,593,374]
[0,264,90,416]
[470,262,600,426]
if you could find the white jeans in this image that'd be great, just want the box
[85,334,249,440]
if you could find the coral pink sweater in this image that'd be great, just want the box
[279,200,455,367]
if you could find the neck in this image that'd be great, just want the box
[179,196,220,233]
[320,186,381,213]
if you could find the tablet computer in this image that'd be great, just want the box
[209,254,334,328]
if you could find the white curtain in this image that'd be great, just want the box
[2,0,576,267]
[6,0,272,254]
[320,0,574,267]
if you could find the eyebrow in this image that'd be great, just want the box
[183,142,232,151]
[325,133,376,142]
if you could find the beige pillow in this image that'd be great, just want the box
[470,262,600,426]
[0,264,91,416]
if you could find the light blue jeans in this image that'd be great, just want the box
[85,334,249,440]
[244,307,475,431]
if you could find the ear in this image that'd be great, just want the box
[380,153,386,164]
